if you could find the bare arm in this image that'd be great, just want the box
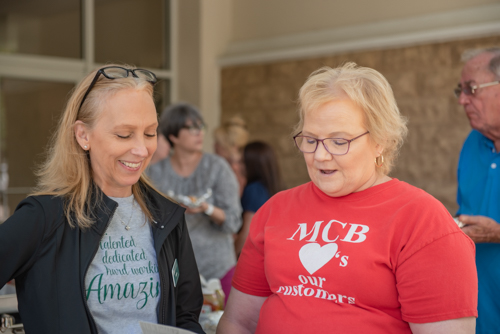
[234,211,254,257]
[409,317,475,334]
[459,215,500,243]
[217,288,266,334]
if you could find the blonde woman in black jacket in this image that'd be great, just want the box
[0,65,204,334]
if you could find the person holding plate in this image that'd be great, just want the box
[148,103,242,282]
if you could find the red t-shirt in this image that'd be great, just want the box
[233,179,477,333]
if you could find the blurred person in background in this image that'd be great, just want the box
[150,107,173,165]
[0,65,204,334]
[234,141,284,257]
[213,116,249,196]
[150,133,170,165]
[454,47,500,333]
[148,103,242,284]
[218,63,477,334]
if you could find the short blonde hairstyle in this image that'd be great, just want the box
[33,64,160,229]
[296,62,407,175]
[214,115,249,160]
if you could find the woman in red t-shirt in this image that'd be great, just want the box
[217,63,478,334]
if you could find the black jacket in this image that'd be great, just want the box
[0,186,204,334]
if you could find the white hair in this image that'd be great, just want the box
[461,47,500,79]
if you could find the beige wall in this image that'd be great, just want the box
[220,35,500,214]
[176,0,232,152]
[177,0,201,107]
[231,0,498,41]
[199,0,232,152]
[177,1,499,156]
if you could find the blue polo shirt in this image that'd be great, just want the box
[457,130,500,334]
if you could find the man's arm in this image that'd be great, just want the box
[459,214,500,243]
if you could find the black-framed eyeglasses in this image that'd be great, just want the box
[453,80,500,98]
[293,131,370,155]
[79,66,157,109]
[181,123,205,135]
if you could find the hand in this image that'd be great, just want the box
[184,202,225,225]
[458,215,500,243]
[184,202,208,215]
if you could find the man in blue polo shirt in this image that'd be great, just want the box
[454,47,500,334]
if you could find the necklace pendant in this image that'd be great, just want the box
[125,225,131,231]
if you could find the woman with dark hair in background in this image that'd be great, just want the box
[234,141,284,257]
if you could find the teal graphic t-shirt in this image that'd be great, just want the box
[84,195,161,334]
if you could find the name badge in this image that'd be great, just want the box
[172,259,179,287]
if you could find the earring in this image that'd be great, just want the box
[84,145,88,150]
[375,155,384,168]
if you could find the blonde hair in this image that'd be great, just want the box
[296,62,407,175]
[32,64,161,229]
[214,115,249,160]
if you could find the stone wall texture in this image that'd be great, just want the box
[220,35,500,213]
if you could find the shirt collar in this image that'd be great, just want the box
[478,131,496,152]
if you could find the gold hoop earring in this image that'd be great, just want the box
[375,155,384,168]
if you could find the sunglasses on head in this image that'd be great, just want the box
[79,66,157,110]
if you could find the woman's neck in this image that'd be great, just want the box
[170,149,203,177]
[371,174,392,188]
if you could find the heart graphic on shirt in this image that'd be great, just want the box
[299,243,338,275]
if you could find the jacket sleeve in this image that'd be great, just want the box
[0,197,46,288]
[174,217,205,333]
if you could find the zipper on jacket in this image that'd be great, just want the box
[81,205,117,333]
[159,263,168,324]
[152,219,167,324]
[156,223,170,325]
[154,216,179,326]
